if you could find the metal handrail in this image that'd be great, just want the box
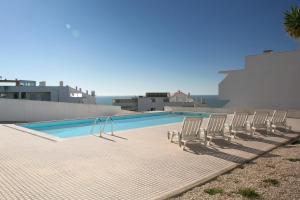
[99,116,114,137]
[90,117,102,134]
[90,116,114,137]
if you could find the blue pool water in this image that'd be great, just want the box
[18,112,209,138]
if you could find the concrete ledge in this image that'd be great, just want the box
[3,124,61,142]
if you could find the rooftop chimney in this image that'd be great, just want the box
[75,86,78,90]
[39,81,46,86]
[91,90,95,96]
[59,81,63,86]
[79,88,82,92]
[86,90,88,95]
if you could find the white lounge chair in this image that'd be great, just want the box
[202,114,229,146]
[249,111,269,136]
[168,117,203,149]
[226,112,249,138]
[269,110,291,132]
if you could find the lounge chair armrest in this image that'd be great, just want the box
[224,123,231,130]
[246,120,252,127]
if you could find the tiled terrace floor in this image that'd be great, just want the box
[0,119,299,200]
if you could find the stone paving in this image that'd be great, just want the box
[0,119,299,200]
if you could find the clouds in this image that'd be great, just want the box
[65,24,71,29]
[65,23,80,38]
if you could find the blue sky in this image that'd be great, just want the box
[0,0,299,96]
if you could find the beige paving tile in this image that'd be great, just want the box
[0,119,299,200]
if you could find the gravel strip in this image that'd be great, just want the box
[170,140,300,200]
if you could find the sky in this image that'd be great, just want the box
[0,0,299,96]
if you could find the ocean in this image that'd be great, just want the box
[96,95,228,108]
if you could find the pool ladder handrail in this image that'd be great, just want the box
[99,116,114,137]
[90,117,102,134]
[90,116,114,137]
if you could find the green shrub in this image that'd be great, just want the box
[237,188,260,199]
[263,178,279,186]
[204,188,224,195]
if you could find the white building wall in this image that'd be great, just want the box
[137,97,166,112]
[0,99,122,122]
[0,86,96,104]
[169,95,192,102]
[169,92,193,103]
[219,49,300,109]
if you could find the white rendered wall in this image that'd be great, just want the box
[219,49,300,109]
[169,93,193,102]
[0,99,122,122]
[137,97,166,112]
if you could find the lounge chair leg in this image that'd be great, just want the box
[204,137,208,146]
[205,141,209,146]
[286,125,291,133]
[181,141,186,150]
[231,130,237,139]
[204,131,208,146]
[272,127,275,133]
[207,137,212,146]
[228,136,232,142]
[251,129,255,137]
[178,134,182,147]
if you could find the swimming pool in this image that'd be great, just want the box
[18,112,209,138]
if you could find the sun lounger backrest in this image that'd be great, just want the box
[231,112,248,129]
[207,114,227,133]
[181,118,189,134]
[182,117,202,137]
[271,110,287,124]
[252,111,269,126]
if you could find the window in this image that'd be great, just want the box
[13,92,19,99]
[21,92,26,99]
[70,93,83,97]
[151,98,156,103]
[163,98,169,102]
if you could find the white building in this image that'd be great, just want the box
[137,92,170,111]
[169,90,193,103]
[219,48,300,109]
[113,91,205,112]
[0,79,96,104]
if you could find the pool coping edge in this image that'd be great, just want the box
[3,124,62,142]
